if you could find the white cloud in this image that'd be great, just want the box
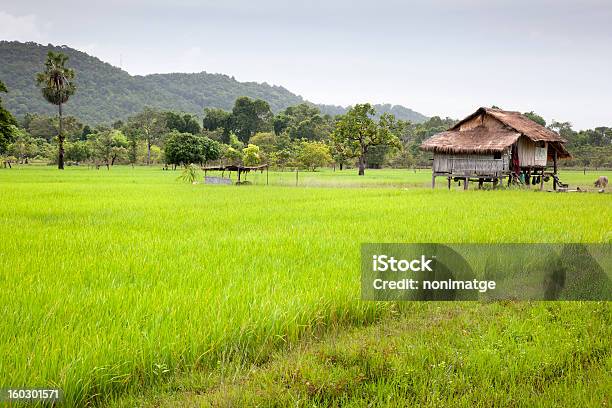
[0,11,45,42]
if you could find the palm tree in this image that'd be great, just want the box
[36,52,76,170]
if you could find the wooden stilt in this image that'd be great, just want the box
[553,151,558,191]
[464,177,469,190]
[447,177,451,190]
[528,169,532,188]
[431,174,436,189]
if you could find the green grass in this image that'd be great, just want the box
[0,165,610,406]
[117,302,610,407]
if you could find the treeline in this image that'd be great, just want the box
[548,122,611,169]
[522,111,611,168]
[4,97,608,171]
[0,93,446,171]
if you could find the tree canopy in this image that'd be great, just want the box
[0,79,18,154]
[331,104,402,175]
[229,97,274,143]
[164,131,221,166]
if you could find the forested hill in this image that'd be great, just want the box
[0,41,428,124]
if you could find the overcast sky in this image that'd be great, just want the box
[1,0,610,129]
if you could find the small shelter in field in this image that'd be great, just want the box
[203,164,269,184]
[420,107,571,190]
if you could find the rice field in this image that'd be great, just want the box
[0,165,610,406]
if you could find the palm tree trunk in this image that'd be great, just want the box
[58,102,65,170]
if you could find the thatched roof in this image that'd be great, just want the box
[421,107,570,157]
[423,126,520,155]
[203,164,268,172]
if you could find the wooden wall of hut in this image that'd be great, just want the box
[433,152,510,175]
[517,137,547,167]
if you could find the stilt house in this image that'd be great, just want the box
[420,107,571,189]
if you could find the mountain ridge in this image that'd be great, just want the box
[0,41,428,124]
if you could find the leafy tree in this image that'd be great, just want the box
[200,136,222,164]
[36,51,76,169]
[21,114,84,142]
[229,133,244,150]
[387,149,416,169]
[90,129,128,169]
[202,108,231,135]
[165,112,201,134]
[7,128,36,163]
[248,131,277,162]
[229,97,273,143]
[136,144,162,165]
[400,116,456,167]
[126,107,167,165]
[22,114,56,141]
[274,104,332,141]
[366,145,392,169]
[331,104,402,175]
[249,132,277,153]
[164,131,221,166]
[224,147,243,166]
[123,125,140,165]
[0,79,17,154]
[297,141,331,171]
[242,144,261,166]
[201,128,225,143]
[273,113,291,135]
[548,121,575,140]
[524,111,546,127]
[81,125,94,139]
[329,141,351,170]
[65,140,90,163]
[35,140,56,163]
[61,117,86,142]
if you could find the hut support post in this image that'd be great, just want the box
[464,177,469,190]
[266,166,269,185]
[447,177,451,190]
[552,151,558,190]
[540,169,544,191]
[526,169,531,189]
[431,174,436,189]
